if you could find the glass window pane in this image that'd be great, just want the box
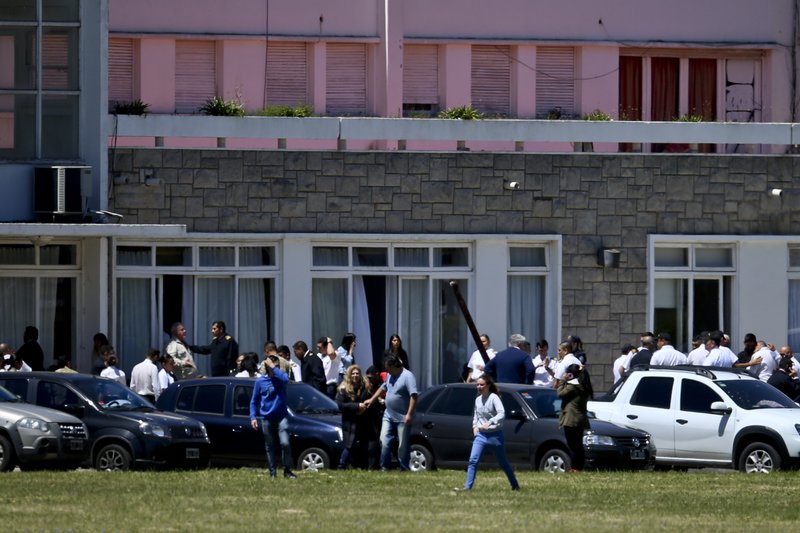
[434,247,469,267]
[654,247,688,267]
[395,247,428,267]
[40,244,76,265]
[240,246,275,267]
[790,248,800,268]
[680,380,722,413]
[40,277,74,363]
[693,279,720,335]
[196,277,235,376]
[156,247,192,267]
[0,1,35,20]
[695,248,733,268]
[353,247,387,267]
[435,279,468,385]
[0,244,35,264]
[0,28,37,90]
[508,276,545,341]
[630,377,673,409]
[0,277,35,357]
[313,246,348,267]
[192,384,226,414]
[510,247,546,267]
[43,0,79,22]
[0,93,36,159]
[42,28,78,90]
[312,278,347,341]
[239,278,273,354]
[42,94,79,159]
[199,247,235,267]
[789,280,800,353]
[117,278,151,377]
[654,279,688,351]
[117,246,152,266]
[400,277,428,385]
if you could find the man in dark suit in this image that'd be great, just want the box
[629,334,656,368]
[484,334,535,384]
[293,340,326,394]
[16,326,44,371]
[189,320,239,377]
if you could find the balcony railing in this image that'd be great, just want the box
[107,114,800,153]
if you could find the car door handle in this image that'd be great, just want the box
[423,422,435,429]
[676,419,688,425]
[626,415,638,420]
[232,427,245,433]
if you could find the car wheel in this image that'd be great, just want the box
[0,435,16,472]
[409,444,434,472]
[538,448,570,474]
[94,443,133,471]
[297,447,329,471]
[739,442,781,473]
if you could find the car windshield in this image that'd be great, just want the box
[519,389,561,418]
[0,385,22,403]
[287,384,339,415]
[72,378,153,410]
[716,379,798,409]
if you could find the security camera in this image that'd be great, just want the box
[508,181,520,190]
[769,188,783,197]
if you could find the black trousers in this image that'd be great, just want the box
[563,426,586,470]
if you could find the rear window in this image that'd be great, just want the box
[630,377,673,409]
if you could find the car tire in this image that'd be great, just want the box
[409,444,434,472]
[297,447,329,471]
[0,434,16,472]
[94,443,133,471]
[538,448,571,474]
[738,442,782,473]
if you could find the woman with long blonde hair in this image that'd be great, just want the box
[335,364,373,469]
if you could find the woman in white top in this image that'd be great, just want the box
[457,375,519,491]
[158,355,176,391]
[100,355,127,386]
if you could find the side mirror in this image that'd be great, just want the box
[710,401,732,415]
[62,403,86,418]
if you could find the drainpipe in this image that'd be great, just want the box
[793,0,799,122]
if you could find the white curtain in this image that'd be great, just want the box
[199,247,235,267]
[312,278,347,343]
[789,281,800,350]
[239,278,270,353]
[0,277,35,351]
[196,277,234,376]
[352,275,372,369]
[401,278,428,386]
[434,279,468,385]
[38,277,58,363]
[507,275,545,341]
[117,278,151,377]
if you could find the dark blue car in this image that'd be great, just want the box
[156,377,344,470]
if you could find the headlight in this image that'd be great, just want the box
[139,421,168,438]
[17,417,51,433]
[582,433,615,446]
[335,426,343,442]
[198,423,208,439]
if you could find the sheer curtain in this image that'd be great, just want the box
[507,276,545,342]
[312,278,347,344]
[117,278,151,377]
[196,277,234,376]
[400,278,428,387]
[352,275,372,369]
[38,277,57,362]
[789,281,800,350]
[239,278,270,353]
[433,279,467,386]
[0,277,35,351]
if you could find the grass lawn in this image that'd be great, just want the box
[2,468,800,531]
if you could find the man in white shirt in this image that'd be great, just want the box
[750,340,777,382]
[703,331,737,367]
[650,333,688,366]
[532,339,557,387]
[129,348,162,402]
[687,334,708,365]
[612,344,635,383]
[466,334,496,382]
[320,336,340,398]
[553,340,582,387]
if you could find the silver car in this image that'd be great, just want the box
[0,384,89,471]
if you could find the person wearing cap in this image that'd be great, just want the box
[568,335,587,365]
[702,330,737,367]
[650,333,687,366]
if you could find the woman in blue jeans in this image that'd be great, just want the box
[457,374,519,491]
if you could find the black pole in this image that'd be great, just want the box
[449,280,489,364]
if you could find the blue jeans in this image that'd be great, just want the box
[261,417,292,474]
[464,431,519,489]
[379,418,410,470]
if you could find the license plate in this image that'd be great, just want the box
[630,449,646,460]
[69,440,84,451]
[185,448,200,459]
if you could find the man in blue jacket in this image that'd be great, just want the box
[250,355,296,478]
[484,334,535,384]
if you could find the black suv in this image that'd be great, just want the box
[0,373,210,471]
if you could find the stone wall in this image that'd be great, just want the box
[110,148,798,387]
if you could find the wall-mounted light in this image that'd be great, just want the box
[597,248,621,268]
[504,179,521,190]
[769,188,783,197]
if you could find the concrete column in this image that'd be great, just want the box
[440,44,471,109]
[219,39,266,113]
[576,46,618,118]
[139,38,176,114]
[512,45,537,118]
[309,42,327,114]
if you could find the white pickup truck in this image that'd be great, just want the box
[588,366,800,473]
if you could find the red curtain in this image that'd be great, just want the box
[651,57,679,121]
[619,56,642,121]
[689,58,716,119]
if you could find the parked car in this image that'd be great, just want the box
[589,365,800,473]
[156,377,344,470]
[408,383,655,473]
[0,373,210,471]
[0,384,89,471]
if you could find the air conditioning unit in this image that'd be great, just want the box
[34,166,92,222]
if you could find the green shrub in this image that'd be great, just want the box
[677,114,704,122]
[112,99,149,116]
[200,96,245,117]
[437,105,485,120]
[582,109,612,121]
[256,104,314,117]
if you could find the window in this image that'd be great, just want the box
[630,377,673,409]
[680,379,722,413]
[175,40,216,114]
[266,42,308,107]
[403,44,439,117]
[108,38,134,108]
[37,381,79,411]
[508,246,548,342]
[471,45,510,116]
[0,1,80,160]
[326,43,367,116]
[536,46,575,118]
[232,385,253,417]
[0,378,27,398]
[429,387,474,417]
[176,386,195,411]
[192,385,226,414]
